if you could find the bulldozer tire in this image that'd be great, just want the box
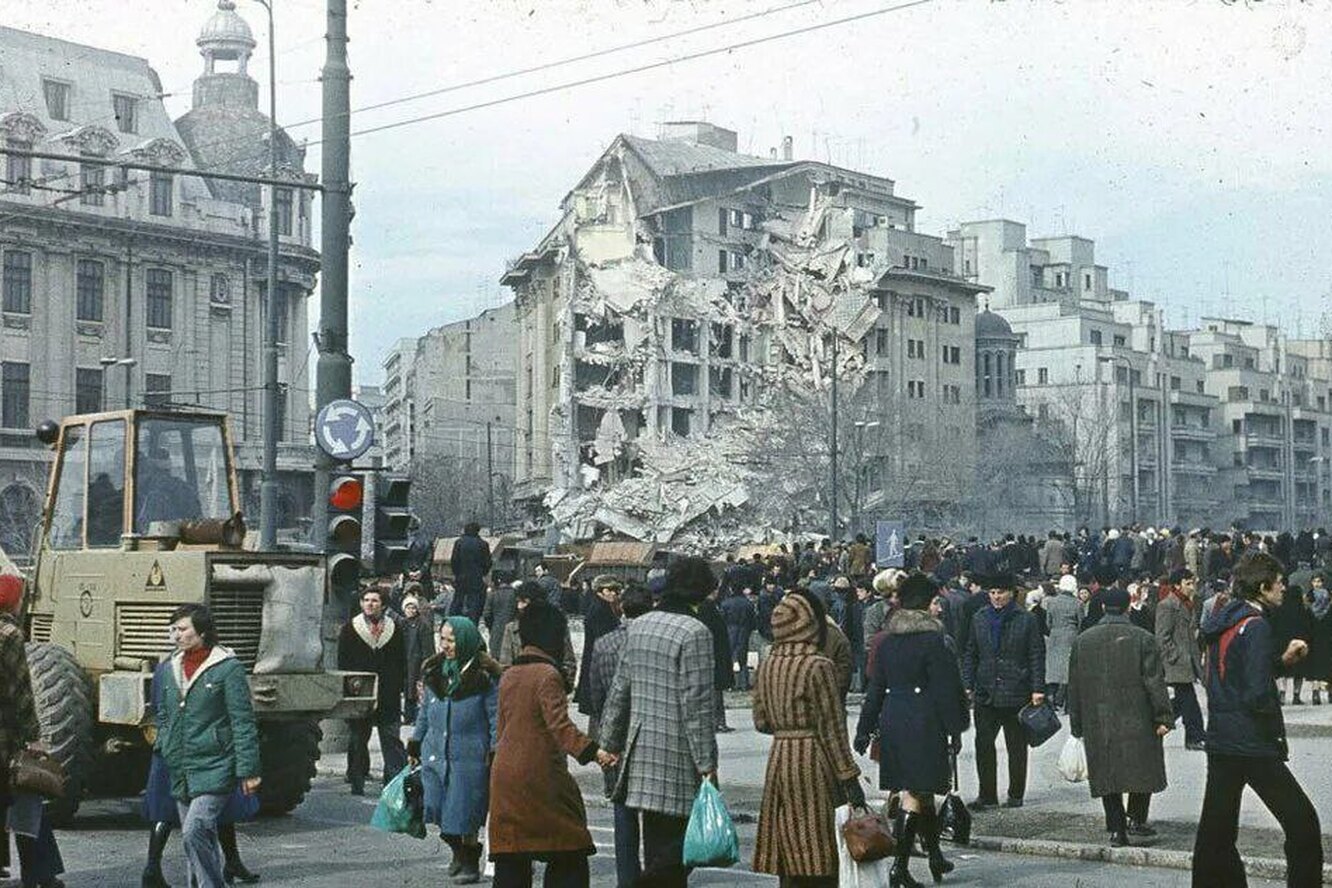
[257,719,322,816]
[24,642,95,825]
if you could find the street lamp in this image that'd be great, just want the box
[98,356,136,411]
[1098,354,1137,523]
[253,0,282,550]
[851,420,881,535]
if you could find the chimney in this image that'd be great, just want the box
[781,135,793,161]
[657,121,737,152]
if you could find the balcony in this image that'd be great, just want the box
[1171,461,1217,476]
[1245,465,1284,481]
[1243,432,1283,448]
[1170,425,1214,442]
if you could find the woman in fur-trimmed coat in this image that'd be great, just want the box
[751,594,864,886]
[856,573,970,886]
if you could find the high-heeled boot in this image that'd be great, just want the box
[919,808,954,883]
[219,823,261,884]
[891,812,923,888]
[142,821,174,888]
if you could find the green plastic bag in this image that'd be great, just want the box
[370,765,426,839]
[682,780,739,868]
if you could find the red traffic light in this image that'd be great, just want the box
[329,476,363,511]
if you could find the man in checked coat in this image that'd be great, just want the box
[601,557,719,888]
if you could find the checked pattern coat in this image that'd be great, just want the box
[599,608,717,819]
[0,612,39,789]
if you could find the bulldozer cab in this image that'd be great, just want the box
[41,408,239,553]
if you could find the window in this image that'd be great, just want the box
[1113,335,1126,346]
[87,419,126,547]
[5,141,31,194]
[907,380,926,399]
[738,335,750,362]
[1,362,29,429]
[717,208,728,236]
[1084,273,1092,290]
[671,318,698,354]
[80,163,105,207]
[906,296,926,317]
[113,94,138,134]
[949,306,960,325]
[942,345,961,365]
[48,424,85,549]
[1260,388,1270,403]
[908,339,925,359]
[671,363,697,396]
[1089,329,1103,345]
[275,188,293,236]
[146,268,172,329]
[1055,272,1066,287]
[75,368,103,414]
[76,259,104,321]
[1244,357,1256,370]
[1170,375,1181,391]
[710,323,733,358]
[1037,367,1049,385]
[709,367,733,398]
[133,415,231,530]
[149,172,173,217]
[942,384,961,404]
[43,79,71,120]
[3,251,32,314]
[875,329,888,355]
[209,273,230,305]
[1016,369,1026,386]
[144,373,171,408]
[671,407,691,436]
[730,209,744,229]
[1197,379,1206,394]
[1233,419,1243,434]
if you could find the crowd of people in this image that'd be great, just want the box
[2,522,1330,887]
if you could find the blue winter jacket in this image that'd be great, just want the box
[1201,598,1287,759]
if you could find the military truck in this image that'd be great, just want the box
[11,408,377,822]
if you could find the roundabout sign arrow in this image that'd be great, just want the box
[315,399,375,461]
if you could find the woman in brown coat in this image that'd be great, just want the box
[752,593,865,886]
[488,600,615,888]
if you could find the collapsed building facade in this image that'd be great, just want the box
[502,123,987,547]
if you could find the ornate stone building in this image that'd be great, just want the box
[0,1,318,555]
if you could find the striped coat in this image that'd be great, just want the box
[752,598,860,878]
[600,606,717,818]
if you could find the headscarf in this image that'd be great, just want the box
[439,616,483,697]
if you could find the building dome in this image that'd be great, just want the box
[976,309,1015,338]
[198,1,256,53]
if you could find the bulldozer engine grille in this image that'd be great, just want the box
[209,586,264,669]
[27,613,53,644]
[116,604,177,662]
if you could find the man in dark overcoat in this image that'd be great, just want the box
[962,572,1045,808]
[1067,585,1174,847]
[337,586,407,795]
[449,522,492,622]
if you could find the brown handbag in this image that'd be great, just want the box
[9,746,66,799]
[841,806,895,863]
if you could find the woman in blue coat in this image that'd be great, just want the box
[856,573,970,888]
[141,646,259,888]
[407,616,500,885]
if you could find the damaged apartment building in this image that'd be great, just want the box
[501,122,987,546]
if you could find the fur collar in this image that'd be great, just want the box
[888,609,944,636]
[352,613,396,650]
[421,651,502,700]
[170,645,235,695]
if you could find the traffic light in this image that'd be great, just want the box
[327,472,364,594]
[374,474,412,576]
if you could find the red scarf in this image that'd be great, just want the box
[183,646,212,680]
[1172,587,1194,611]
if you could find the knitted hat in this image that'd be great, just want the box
[0,574,21,613]
[1057,574,1078,595]
[518,599,567,660]
[401,595,420,611]
[770,594,820,644]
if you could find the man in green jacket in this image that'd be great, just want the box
[156,604,261,888]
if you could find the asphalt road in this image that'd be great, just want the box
[11,775,1282,887]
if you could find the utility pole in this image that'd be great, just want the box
[829,330,839,540]
[486,420,495,530]
[311,0,353,554]
[258,0,281,549]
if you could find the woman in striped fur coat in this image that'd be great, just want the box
[751,592,865,887]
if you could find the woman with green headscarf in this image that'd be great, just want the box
[408,616,501,884]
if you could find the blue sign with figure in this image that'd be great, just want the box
[876,520,905,568]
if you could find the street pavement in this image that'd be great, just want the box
[23,775,1284,887]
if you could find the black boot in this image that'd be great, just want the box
[891,812,923,888]
[453,843,481,885]
[142,821,174,888]
[920,808,954,883]
[220,823,261,884]
[441,835,463,878]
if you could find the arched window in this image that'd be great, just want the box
[982,352,992,398]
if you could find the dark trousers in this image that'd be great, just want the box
[779,878,837,888]
[0,798,64,888]
[348,710,407,785]
[1170,682,1205,745]
[1046,682,1067,710]
[713,690,728,730]
[492,852,590,888]
[636,810,688,888]
[1193,754,1323,888]
[1101,792,1151,832]
[613,803,642,887]
[973,704,1028,802]
[729,633,752,691]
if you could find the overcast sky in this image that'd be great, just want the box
[10,0,1332,384]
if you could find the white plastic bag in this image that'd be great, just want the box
[836,805,893,888]
[1057,735,1088,783]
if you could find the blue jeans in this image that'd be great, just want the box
[176,793,230,888]
[613,803,641,887]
